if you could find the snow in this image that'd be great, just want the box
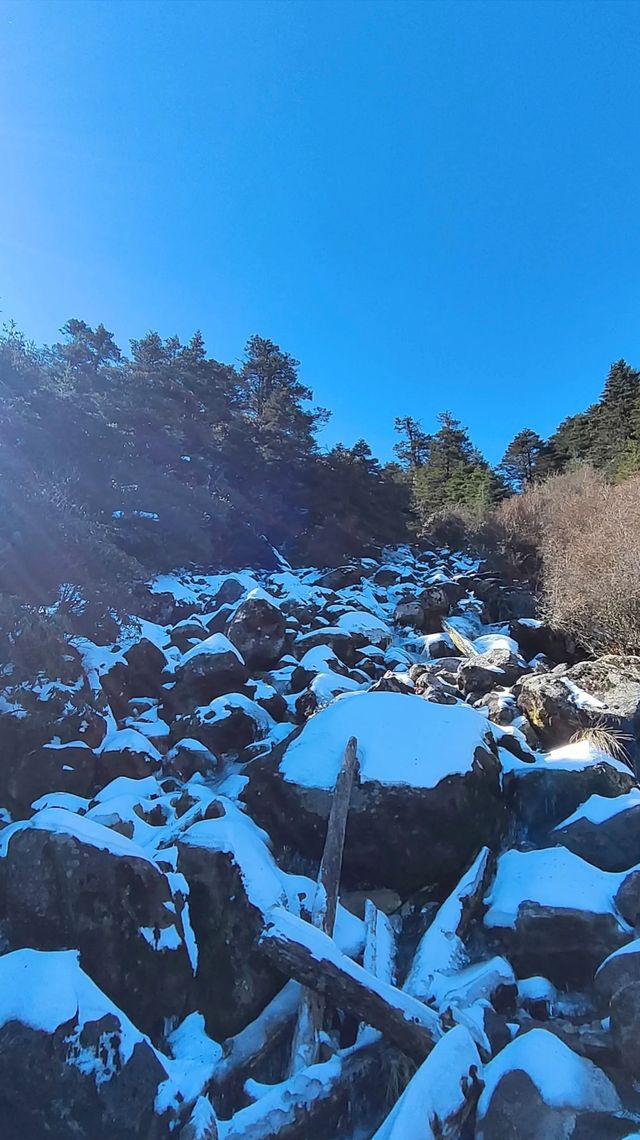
[596,937,640,976]
[181,632,245,666]
[484,848,629,929]
[0,949,145,1076]
[0,806,157,863]
[473,633,522,658]
[95,774,162,803]
[372,1025,482,1140]
[562,677,606,710]
[99,727,162,761]
[279,691,494,791]
[477,1028,622,1122]
[556,787,640,830]
[336,608,391,646]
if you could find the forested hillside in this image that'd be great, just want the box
[2,315,639,645]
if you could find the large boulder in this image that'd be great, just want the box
[0,949,172,1140]
[172,693,273,756]
[169,633,248,711]
[242,691,505,897]
[484,847,632,987]
[0,809,193,1039]
[502,742,637,841]
[97,728,162,786]
[4,740,99,816]
[477,1028,622,1139]
[595,939,640,1006]
[554,788,640,871]
[517,656,640,760]
[177,798,363,1039]
[227,592,286,669]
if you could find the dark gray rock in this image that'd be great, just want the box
[227,596,286,669]
[0,818,193,1040]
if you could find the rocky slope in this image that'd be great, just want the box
[2,544,640,1137]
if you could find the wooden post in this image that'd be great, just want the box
[288,736,359,1074]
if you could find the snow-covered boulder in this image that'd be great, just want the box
[97,727,162,785]
[484,847,632,986]
[595,939,640,1006]
[457,645,527,699]
[170,633,248,711]
[0,949,171,1139]
[227,591,286,669]
[172,692,274,756]
[554,788,640,871]
[242,691,504,896]
[476,1028,622,1139]
[502,741,637,840]
[0,809,193,1039]
[177,799,363,1038]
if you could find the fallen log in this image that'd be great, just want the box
[222,1035,393,1140]
[289,736,359,1073]
[261,907,440,1064]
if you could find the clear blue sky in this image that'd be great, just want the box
[1,0,639,463]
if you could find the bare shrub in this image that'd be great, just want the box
[501,466,640,653]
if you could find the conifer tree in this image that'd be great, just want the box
[393,416,431,470]
[498,428,546,490]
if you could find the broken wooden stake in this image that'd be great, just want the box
[288,736,359,1074]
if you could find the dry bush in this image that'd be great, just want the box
[569,722,632,762]
[541,469,640,653]
[499,466,640,653]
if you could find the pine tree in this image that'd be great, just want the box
[54,319,121,374]
[393,416,431,470]
[498,428,546,490]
